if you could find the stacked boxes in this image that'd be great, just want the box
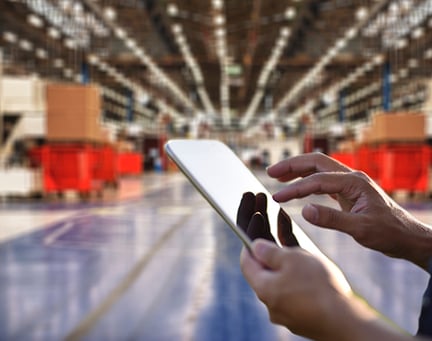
[355,112,429,193]
[370,112,426,143]
[46,83,103,142]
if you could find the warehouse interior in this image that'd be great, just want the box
[1,0,432,340]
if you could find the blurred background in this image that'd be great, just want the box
[0,0,432,340]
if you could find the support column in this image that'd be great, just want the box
[126,90,134,122]
[383,61,391,111]
[81,62,90,84]
[338,89,345,122]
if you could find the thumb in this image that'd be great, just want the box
[252,239,284,270]
[302,203,355,234]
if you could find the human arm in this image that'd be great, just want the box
[267,153,432,270]
[240,239,422,341]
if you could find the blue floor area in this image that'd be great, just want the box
[0,173,430,340]
[0,176,301,340]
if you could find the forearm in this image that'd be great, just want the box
[396,208,432,270]
[324,295,418,341]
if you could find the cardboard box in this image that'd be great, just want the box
[47,112,101,141]
[46,83,102,141]
[371,112,426,143]
[46,83,101,117]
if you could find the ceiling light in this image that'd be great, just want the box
[176,35,186,45]
[401,0,413,11]
[60,0,71,11]
[345,28,357,39]
[126,39,136,49]
[280,27,291,37]
[412,27,424,39]
[115,28,126,39]
[336,39,347,49]
[88,54,99,64]
[356,7,368,21]
[3,31,17,43]
[172,24,182,34]
[64,68,73,78]
[212,0,223,10]
[408,58,418,68]
[215,28,226,37]
[27,14,43,28]
[167,3,179,16]
[73,2,83,14]
[373,54,384,64]
[35,48,47,59]
[396,38,407,49]
[214,15,225,25]
[19,39,33,51]
[425,48,432,59]
[285,7,296,20]
[48,27,60,39]
[399,68,408,78]
[104,7,117,21]
[64,38,76,49]
[53,59,64,68]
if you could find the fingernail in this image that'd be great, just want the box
[254,240,271,258]
[303,204,318,223]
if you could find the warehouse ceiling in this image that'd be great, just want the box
[1,0,432,132]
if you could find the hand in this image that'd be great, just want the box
[267,153,432,269]
[236,192,299,247]
[240,240,415,341]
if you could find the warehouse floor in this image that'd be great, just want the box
[0,172,430,341]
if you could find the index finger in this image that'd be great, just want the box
[267,152,352,182]
[272,172,363,202]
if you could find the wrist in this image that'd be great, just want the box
[400,211,432,270]
[322,294,411,341]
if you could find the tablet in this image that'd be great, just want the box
[164,139,318,253]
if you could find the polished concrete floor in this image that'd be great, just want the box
[0,172,430,341]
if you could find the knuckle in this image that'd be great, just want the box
[351,170,370,181]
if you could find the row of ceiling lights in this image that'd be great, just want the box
[171,22,215,116]
[243,0,410,135]
[5,0,199,120]
[240,26,292,128]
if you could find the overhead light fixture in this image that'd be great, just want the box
[64,68,73,78]
[64,38,76,49]
[424,48,432,59]
[126,38,137,49]
[285,7,296,20]
[172,24,182,34]
[214,15,225,25]
[48,27,60,39]
[115,28,126,39]
[35,48,48,59]
[3,31,17,43]
[280,27,291,37]
[88,54,99,64]
[104,7,117,21]
[408,58,418,68]
[28,14,44,28]
[72,2,83,15]
[215,28,226,37]
[60,0,72,12]
[356,7,368,21]
[53,58,64,68]
[167,3,179,16]
[212,0,223,10]
[396,38,407,49]
[412,27,424,39]
[19,39,33,51]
